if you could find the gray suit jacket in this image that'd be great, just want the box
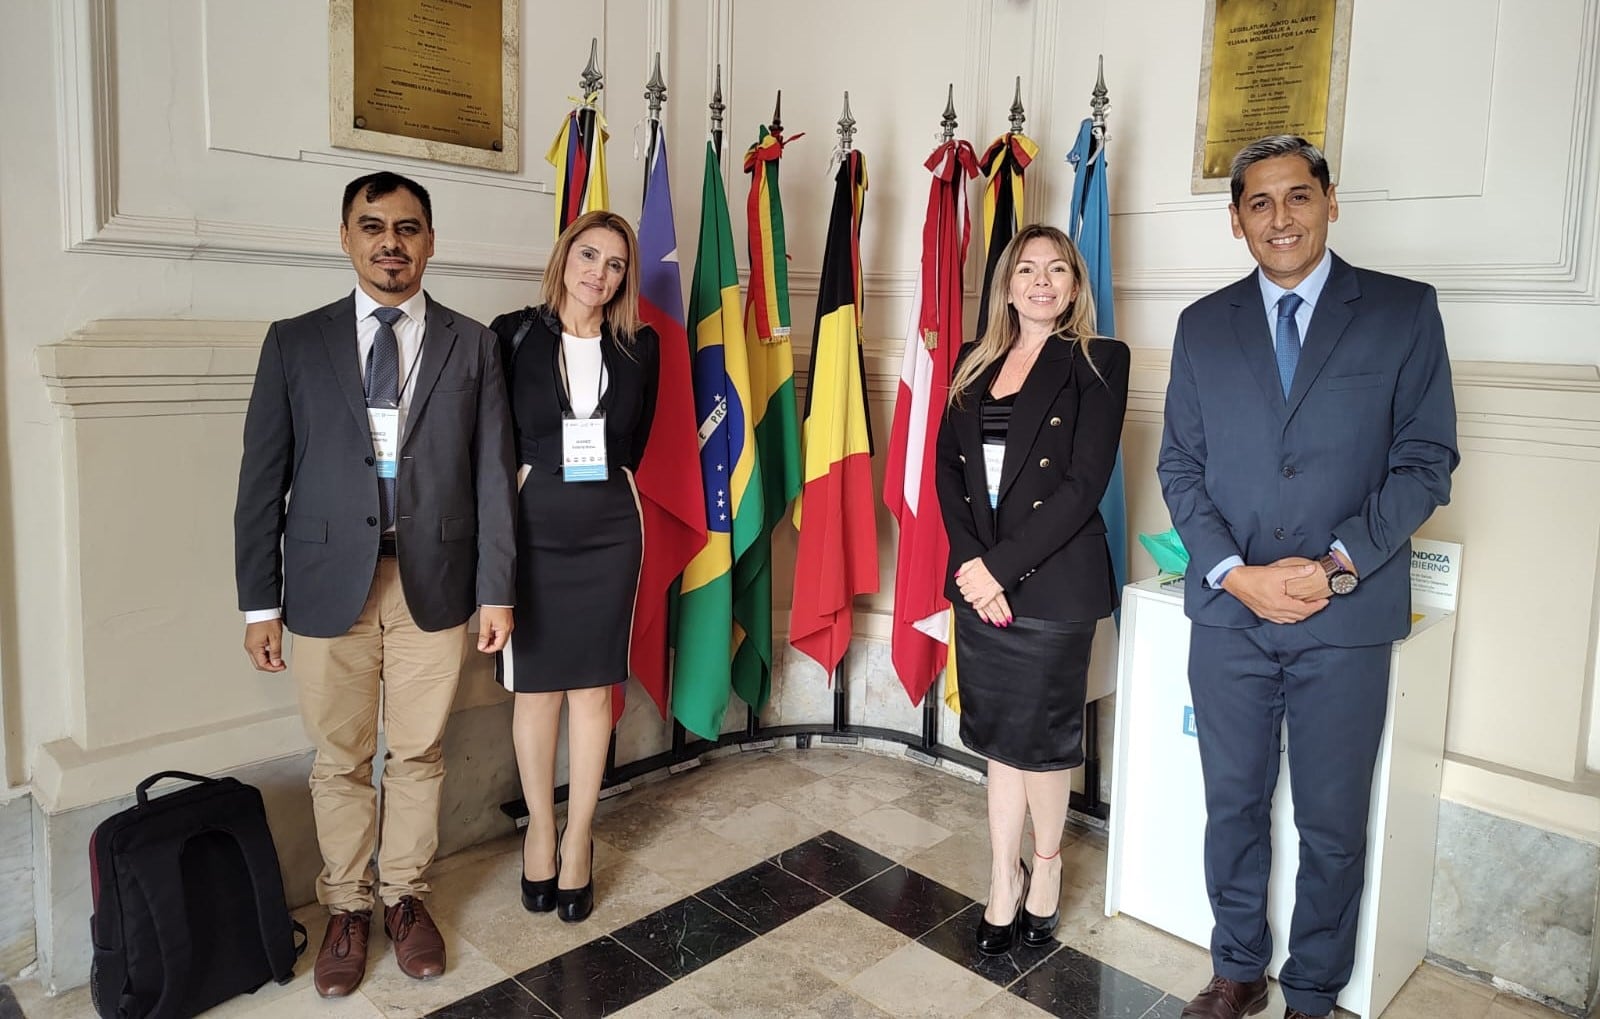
[1157,254,1458,645]
[234,293,516,638]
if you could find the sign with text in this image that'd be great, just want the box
[1410,538,1463,612]
[1191,0,1352,193]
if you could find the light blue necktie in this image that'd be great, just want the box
[1275,292,1303,399]
[366,306,403,528]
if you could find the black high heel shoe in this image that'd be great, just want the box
[975,859,1030,956]
[1020,848,1061,947]
[520,828,558,913]
[555,834,594,923]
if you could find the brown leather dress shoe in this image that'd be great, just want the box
[384,895,446,980]
[1182,974,1270,1018]
[1284,1010,1329,1018]
[313,910,370,998]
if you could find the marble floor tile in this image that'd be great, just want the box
[885,772,990,836]
[359,915,517,1019]
[787,747,863,777]
[834,756,944,804]
[835,805,955,862]
[515,935,671,1017]
[1380,962,1496,1019]
[1056,913,1212,997]
[1486,992,1572,1018]
[846,940,1003,1018]
[772,773,894,828]
[965,988,1059,1018]
[4,981,92,1019]
[592,799,703,854]
[761,899,911,985]
[609,979,724,1018]
[698,860,830,935]
[610,893,759,979]
[840,865,974,940]
[770,831,896,896]
[918,902,1063,988]
[778,985,897,1018]
[1138,995,1187,1019]
[675,937,837,1017]
[420,977,557,1018]
[635,758,771,824]
[702,799,828,858]
[903,832,992,902]
[1008,944,1165,1019]
[248,987,390,1018]
[629,822,767,896]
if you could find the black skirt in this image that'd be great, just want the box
[499,468,642,693]
[953,606,1097,772]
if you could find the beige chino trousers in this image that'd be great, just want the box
[291,558,466,912]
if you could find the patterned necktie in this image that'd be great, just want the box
[1275,292,1303,399]
[366,306,403,528]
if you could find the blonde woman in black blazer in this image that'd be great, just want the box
[934,224,1129,955]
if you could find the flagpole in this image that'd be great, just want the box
[1069,57,1113,823]
[828,90,855,742]
[643,52,666,207]
[919,87,962,762]
[709,64,725,162]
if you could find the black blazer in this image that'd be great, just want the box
[234,293,517,637]
[488,305,660,475]
[935,334,1131,622]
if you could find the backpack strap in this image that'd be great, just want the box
[134,771,217,807]
[226,805,304,982]
[124,845,195,1019]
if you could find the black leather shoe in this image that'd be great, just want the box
[556,836,594,923]
[975,860,1030,956]
[1019,904,1059,947]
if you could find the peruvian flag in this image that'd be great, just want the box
[882,139,978,705]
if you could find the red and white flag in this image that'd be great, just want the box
[882,139,978,705]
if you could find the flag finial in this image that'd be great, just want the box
[645,52,666,120]
[837,92,856,152]
[939,84,957,143]
[1009,76,1027,134]
[771,90,783,136]
[1090,56,1110,139]
[580,38,603,97]
[710,64,726,131]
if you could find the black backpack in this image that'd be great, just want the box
[88,771,307,1019]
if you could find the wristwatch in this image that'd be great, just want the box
[1319,553,1358,595]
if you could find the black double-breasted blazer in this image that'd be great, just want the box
[935,334,1130,622]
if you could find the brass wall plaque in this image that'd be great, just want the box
[331,0,520,172]
[1192,0,1352,194]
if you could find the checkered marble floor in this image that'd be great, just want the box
[9,748,1568,1018]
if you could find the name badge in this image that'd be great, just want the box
[367,408,400,479]
[562,415,609,482]
[982,442,1005,509]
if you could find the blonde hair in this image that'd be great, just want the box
[948,225,1102,408]
[540,210,643,342]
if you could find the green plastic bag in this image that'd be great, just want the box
[1138,528,1190,576]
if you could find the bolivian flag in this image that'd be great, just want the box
[733,124,803,713]
[671,140,761,740]
[790,151,878,674]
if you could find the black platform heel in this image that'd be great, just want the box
[521,828,558,913]
[1020,847,1061,947]
[556,834,594,923]
[975,859,1030,956]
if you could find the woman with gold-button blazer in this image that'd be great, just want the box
[934,224,1129,956]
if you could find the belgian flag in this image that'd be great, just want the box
[790,151,878,674]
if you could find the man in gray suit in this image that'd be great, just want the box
[1158,137,1457,1019]
[235,171,515,997]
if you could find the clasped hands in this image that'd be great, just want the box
[1221,556,1333,624]
[955,558,1013,628]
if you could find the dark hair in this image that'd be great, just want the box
[341,172,433,228]
[1229,136,1331,206]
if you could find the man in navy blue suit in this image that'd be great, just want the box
[1158,136,1458,1019]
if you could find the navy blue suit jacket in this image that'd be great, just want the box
[1157,254,1459,646]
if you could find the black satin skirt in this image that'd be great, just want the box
[953,607,1098,772]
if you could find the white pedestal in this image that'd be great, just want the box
[1104,578,1456,1018]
